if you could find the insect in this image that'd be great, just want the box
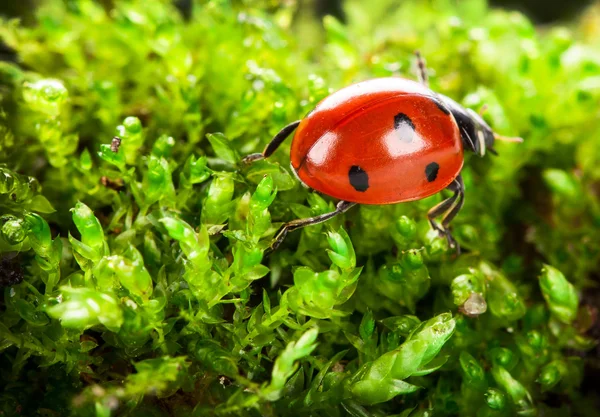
[243,53,522,253]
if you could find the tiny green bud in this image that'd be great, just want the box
[160,217,209,268]
[46,287,123,332]
[1,216,26,245]
[246,179,274,241]
[488,347,514,368]
[351,339,425,404]
[0,169,16,194]
[234,244,263,269]
[485,388,506,410]
[459,351,486,390]
[516,330,549,367]
[202,175,234,225]
[262,328,319,401]
[351,315,454,405]
[152,134,176,158]
[24,213,52,256]
[7,174,38,203]
[538,364,560,391]
[95,254,153,301]
[250,175,276,211]
[396,216,417,238]
[359,310,375,341]
[27,177,40,194]
[403,250,423,270]
[327,231,348,259]
[379,256,430,312]
[142,156,175,208]
[487,266,526,321]
[319,270,339,290]
[184,156,211,185]
[491,367,535,416]
[71,202,105,255]
[409,313,456,367]
[80,148,93,170]
[383,264,403,282]
[307,192,330,214]
[123,116,142,134]
[539,265,578,324]
[255,175,274,200]
[326,227,355,270]
[22,79,68,116]
[206,132,239,164]
[526,330,544,349]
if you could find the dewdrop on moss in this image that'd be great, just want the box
[463,292,488,316]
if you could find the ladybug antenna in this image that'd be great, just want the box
[493,133,523,143]
[478,104,489,116]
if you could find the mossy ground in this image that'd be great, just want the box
[1,1,600,416]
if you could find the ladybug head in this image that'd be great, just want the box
[464,107,497,156]
[439,95,522,157]
[438,95,495,156]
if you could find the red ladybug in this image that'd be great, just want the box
[243,53,521,253]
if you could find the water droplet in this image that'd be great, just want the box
[463,293,487,316]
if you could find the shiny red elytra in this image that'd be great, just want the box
[243,54,522,253]
[291,77,463,204]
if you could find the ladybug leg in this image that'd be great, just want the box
[241,120,301,163]
[428,201,454,235]
[267,200,356,252]
[440,185,465,254]
[440,178,465,229]
[427,188,458,235]
[427,175,464,253]
[414,51,429,87]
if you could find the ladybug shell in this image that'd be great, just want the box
[290,77,464,205]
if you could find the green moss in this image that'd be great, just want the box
[0,0,599,416]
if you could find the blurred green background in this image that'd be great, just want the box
[0,0,596,24]
[0,0,596,63]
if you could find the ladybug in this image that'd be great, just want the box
[243,53,521,253]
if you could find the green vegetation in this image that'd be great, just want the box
[1,0,599,415]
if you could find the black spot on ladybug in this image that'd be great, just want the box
[425,162,439,182]
[431,97,450,115]
[394,113,415,130]
[349,165,369,192]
